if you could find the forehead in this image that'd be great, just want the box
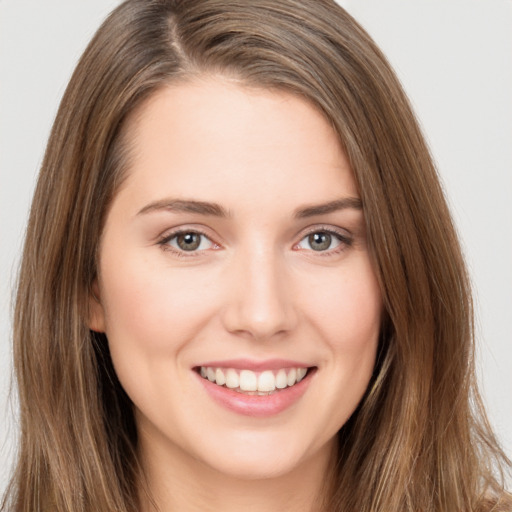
[117,77,358,212]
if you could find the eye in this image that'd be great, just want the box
[295,229,350,252]
[161,230,216,252]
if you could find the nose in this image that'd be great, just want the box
[221,247,298,340]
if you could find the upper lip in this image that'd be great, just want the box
[195,358,313,371]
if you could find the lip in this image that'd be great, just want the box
[196,358,310,371]
[194,362,316,418]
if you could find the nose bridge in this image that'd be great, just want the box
[223,244,297,339]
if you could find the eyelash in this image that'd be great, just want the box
[157,226,353,257]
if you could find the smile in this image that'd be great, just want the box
[199,366,309,395]
[194,360,316,417]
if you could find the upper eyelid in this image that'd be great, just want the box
[158,225,216,242]
[298,224,352,239]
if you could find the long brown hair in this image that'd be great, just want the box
[3,1,510,511]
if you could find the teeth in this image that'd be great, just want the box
[215,368,226,386]
[258,370,276,392]
[199,366,310,393]
[275,369,287,389]
[239,370,257,391]
[287,368,297,387]
[225,369,239,389]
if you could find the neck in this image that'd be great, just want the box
[137,432,337,512]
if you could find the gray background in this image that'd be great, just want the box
[1,0,511,492]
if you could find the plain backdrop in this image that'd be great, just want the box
[1,0,511,493]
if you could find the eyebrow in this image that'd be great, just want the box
[137,199,230,217]
[294,197,363,218]
[136,196,363,218]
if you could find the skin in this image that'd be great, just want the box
[89,77,382,512]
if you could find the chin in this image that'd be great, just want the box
[201,449,309,481]
[186,427,333,482]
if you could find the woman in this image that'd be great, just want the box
[2,0,510,510]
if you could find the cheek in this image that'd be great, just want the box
[303,259,382,351]
[97,255,224,422]
[289,258,381,437]
[302,257,381,403]
[99,253,223,356]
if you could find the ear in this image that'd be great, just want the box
[88,280,106,333]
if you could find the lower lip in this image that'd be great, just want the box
[195,369,315,418]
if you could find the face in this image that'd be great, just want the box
[90,78,382,481]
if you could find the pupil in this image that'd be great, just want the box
[178,233,200,251]
[309,232,331,251]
